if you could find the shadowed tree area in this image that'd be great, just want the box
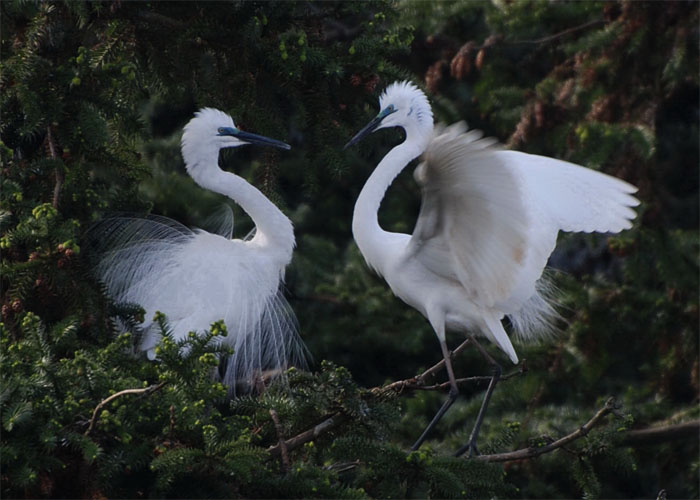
[1,1,697,498]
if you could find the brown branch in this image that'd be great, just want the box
[268,338,509,458]
[267,413,346,458]
[45,127,63,209]
[136,11,185,29]
[621,420,700,445]
[511,19,606,46]
[417,338,472,383]
[475,397,618,463]
[269,409,290,473]
[84,382,167,436]
[411,368,523,392]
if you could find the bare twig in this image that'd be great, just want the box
[621,420,700,445]
[324,460,361,473]
[45,127,62,209]
[511,19,606,46]
[268,339,513,458]
[84,381,167,436]
[269,409,290,473]
[413,368,523,392]
[169,404,175,436]
[417,338,472,383]
[378,339,525,396]
[475,397,618,463]
[466,19,606,53]
[267,413,346,458]
[136,11,185,29]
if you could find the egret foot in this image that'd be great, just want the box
[454,440,479,458]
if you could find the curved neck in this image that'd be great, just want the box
[187,153,294,262]
[352,134,425,274]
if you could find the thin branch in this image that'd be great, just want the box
[135,11,185,29]
[45,127,62,209]
[417,338,472,383]
[475,397,618,463]
[85,381,167,436]
[267,413,346,458]
[511,19,606,46]
[268,339,507,458]
[621,420,700,445]
[269,409,290,473]
[412,368,523,392]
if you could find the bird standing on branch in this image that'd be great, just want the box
[344,81,639,455]
[92,108,307,393]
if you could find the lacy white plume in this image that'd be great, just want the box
[89,214,307,393]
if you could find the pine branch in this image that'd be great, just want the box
[267,413,346,458]
[377,338,525,395]
[45,126,62,209]
[475,406,700,463]
[267,339,509,458]
[511,19,605,46]
[475,397,619,463]
[84,381,167,436]
[135,11,185,29]
[621,420,700,445]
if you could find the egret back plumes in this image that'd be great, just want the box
[345,81,639,452]
[91,108,306,392]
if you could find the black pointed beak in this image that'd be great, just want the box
[343,114,385,150]
[218,127,291,150]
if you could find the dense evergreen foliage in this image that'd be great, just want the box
[1,1,697,498]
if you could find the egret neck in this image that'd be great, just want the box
[186,153,294,263]
[352,132,426,276]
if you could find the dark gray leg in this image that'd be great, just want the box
[454,337,502,457]
[410,339,459,451]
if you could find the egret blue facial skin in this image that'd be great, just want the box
[92,108,306,395]
[345,81,639,456]
[343,105,397,150]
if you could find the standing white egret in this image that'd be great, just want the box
[92,108,306,392]
[344,81,639,455]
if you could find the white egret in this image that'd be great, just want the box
[344,81,639,454]
[92,108,306,392]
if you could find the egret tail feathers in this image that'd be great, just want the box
[482,313,519,364]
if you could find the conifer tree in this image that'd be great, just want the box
[2,1,697,498]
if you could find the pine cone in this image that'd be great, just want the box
[556,78,576,107]
[534,100,546,128]
[475,48,486,71]
[450,41,476,80]
[364,74,380,93]
[11,298,23,313]
[587,94,616,122]
[425,60,447,94]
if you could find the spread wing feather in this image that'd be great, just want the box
[408,123,639,333]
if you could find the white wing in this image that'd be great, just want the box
[408,122,639,334]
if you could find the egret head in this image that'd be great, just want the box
[181,108,290,169]
[344,81,434,149]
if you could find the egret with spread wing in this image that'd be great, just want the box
[344,81,639,455]
[92,108,306,393]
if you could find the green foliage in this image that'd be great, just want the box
[2,0,697,498]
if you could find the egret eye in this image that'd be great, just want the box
[387,104,396,112]
[217,127,227,135]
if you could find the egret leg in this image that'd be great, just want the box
[454,337,502,457]
[410,339,459,451]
